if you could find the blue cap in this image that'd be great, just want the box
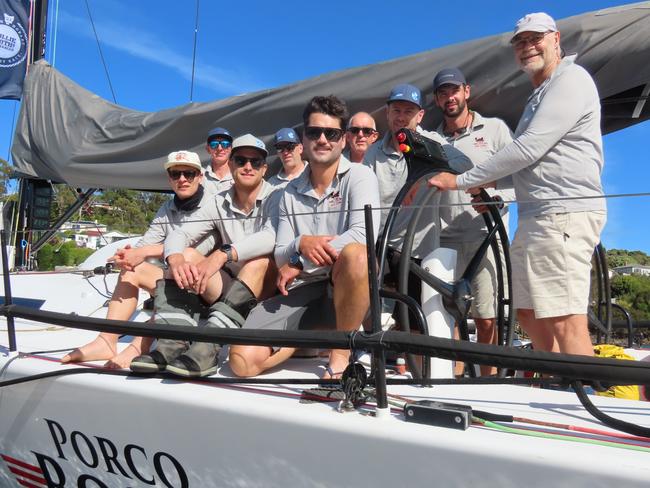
[275,128,300,144]
[207,127,232,142]
[387,84,422,108]
[433,68,467,92]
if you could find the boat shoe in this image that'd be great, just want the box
[166,342,221,378]
[130,339,189,373]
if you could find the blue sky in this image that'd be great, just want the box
[1,0,649,253]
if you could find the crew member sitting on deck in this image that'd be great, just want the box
[130,134,281,378]
[228,95,381,379]
[61,150,217,368]
[344,111,379,163]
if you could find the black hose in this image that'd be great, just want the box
[572,380,650,438]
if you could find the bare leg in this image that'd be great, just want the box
[229,345,296,377]
[326,243,370,378]
[61,263,162,365]
[544,313,593,356]
[475,317,497,376]
[453,326,464,377]
[517,308,557,352]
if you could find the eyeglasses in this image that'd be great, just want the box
[347,126,377,137]
[275,143,298,152]
[304,126,345,142]
[232,156,265,169]
[168,169,199,182]
[208,139,232,150]
[511,31,553,50]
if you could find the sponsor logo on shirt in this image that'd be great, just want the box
[327,191,342,208]
[474,136,488,149]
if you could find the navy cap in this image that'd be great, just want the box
[433,68,467,92]
[387,84,422,108]
[275,128,300,144]
[207,127,232,142]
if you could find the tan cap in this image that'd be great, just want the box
[164,151,202,171]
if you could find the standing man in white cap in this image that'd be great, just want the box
[432,67,514,376]
[268,127,306,188]
[131,135,281,378]
[345,112,379,163]
[62,151,216,368]
[429,13,606,357]
[204,127,234,194]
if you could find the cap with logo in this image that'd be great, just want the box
[231,134,268,159]
[206,127,233,142]
[275,128,300,144]
[387,83,422,108]
[164,151,203,172]
[433,68,467,92]
[511,12,558,41]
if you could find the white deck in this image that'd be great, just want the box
[1,268,650,487]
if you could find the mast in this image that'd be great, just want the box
[14,0,49,268]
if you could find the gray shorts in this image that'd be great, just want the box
[244,279,336,332]
[441,238,507,319]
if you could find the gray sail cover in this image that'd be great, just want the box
[11,2,650,191]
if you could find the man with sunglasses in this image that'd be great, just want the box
[432,67,514,376]
[229,95,380,379]
[134,135,280,377]
[204,126,234,194]
[428,13,606,358]
[344,112,379,163]
[64,151,216,369]
[268,127,306,188]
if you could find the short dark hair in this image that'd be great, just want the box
[302,95,349,130]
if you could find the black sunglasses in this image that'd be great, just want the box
[304,126,345,142]
[208,139,232,149]
[232,156,265,169]
[275,143,298,152]
[168,169,200,181]
[347,126,377,136]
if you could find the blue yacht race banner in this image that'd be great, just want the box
[0,0,30,100]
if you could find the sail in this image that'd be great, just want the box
[11,2,650,191]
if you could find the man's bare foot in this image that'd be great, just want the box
[61,335,117,364]
[322,349,350,379]
[104,343,142,369]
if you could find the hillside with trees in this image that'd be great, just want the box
[607,249,650,322]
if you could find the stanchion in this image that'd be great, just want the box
[1,229,17,351]
[364,205,388,413]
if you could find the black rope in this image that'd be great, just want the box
[84,0,117,104]
[572,380,650,438]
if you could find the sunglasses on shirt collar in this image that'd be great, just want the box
[167,169,200,181]
[304,126,345,142]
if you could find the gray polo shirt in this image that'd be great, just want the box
[275,155,380,284]
[456,55,605,219]
[203,166,234,195]
[363,128,472,257]
[436,112,514,243]
[164,181,280,268]
[137,188,216,256]
[267,162,308,189]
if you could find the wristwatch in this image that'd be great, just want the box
[288,252,303,271]
[220,244,234,263]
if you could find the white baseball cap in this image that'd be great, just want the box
[231,134,268,158]
[511,12,558,42]
[164,151,202,171]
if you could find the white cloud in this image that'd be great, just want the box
[56,10,263,96]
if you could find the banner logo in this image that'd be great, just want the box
[0,10,28,68]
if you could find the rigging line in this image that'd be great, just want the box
[83,0,117,104]
[51,0,60,67]
[189,0,200,102]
